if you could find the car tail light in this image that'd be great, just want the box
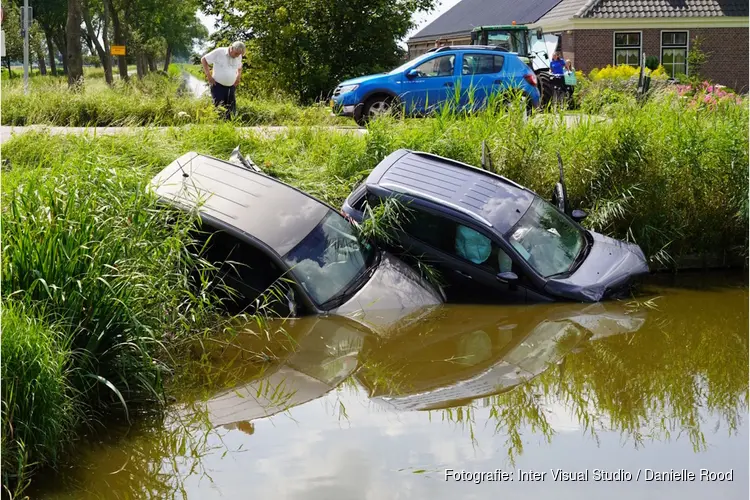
[524,72,538,87]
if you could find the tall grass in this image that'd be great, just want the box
[4,89,745,265]
[1,302,77,498]
[1,70,345,127]
[1,160,223,495]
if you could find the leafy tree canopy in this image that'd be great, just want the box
[202,0,437,102]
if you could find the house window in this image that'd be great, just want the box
[661,31,689,78]
[614,32,641,67]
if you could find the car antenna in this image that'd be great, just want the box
[175,157,189,178]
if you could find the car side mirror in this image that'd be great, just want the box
[496,271,518,284]
[406,69,419,79]
[571,209,588,222]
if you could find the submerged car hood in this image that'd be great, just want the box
[331,252,443,336]
[545,231,649,302]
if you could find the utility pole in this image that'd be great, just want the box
[22,0,29,94]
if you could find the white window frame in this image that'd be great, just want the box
[660,30,689,77]
[612,31,642,67]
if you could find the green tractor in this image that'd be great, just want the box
[470,25,561,107]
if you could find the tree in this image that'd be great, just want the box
[66,0,84,85]
[81,0,113,83]
[19,0,67,75]
[203,0,437,102]
[2,4,47,77]
[2,4,23,76]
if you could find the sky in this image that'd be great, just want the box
[196,0,462,46]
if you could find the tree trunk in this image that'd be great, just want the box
[147,54,156,73]
[54,32,68,75]
[45,31,57,75]
[5,58,12,78]
[135,52,144,79]
[37,52,47,75]
[102,0,111,79]
[163,44,172,72]
[83,31,95,55]
[82,0,113,84]
[104,0,127,81]
[66,0,84,87]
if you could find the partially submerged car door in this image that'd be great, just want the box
[397,203,528,303]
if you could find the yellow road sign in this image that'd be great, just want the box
[110,45,126,56]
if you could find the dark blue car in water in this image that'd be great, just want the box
[330,46,540,125]
[342,149,649,303]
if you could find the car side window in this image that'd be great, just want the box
[461,54,504,75]
[413,55,455,78]
[405,208,512,273]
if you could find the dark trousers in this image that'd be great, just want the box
[211,83,236,119]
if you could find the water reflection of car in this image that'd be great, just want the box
[150,152,443,332]
[355,302,647,411]
[342,149,649,303]
[202,316,371,427]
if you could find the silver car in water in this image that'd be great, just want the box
[151,152,443,334]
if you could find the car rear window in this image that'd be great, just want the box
[462,54,504,75]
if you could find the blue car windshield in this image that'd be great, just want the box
[505,198,586,277]
[388,52,434,75]
[283,212,375,306]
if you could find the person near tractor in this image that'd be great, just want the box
[549,52,565,75]
[563,59,577,101]
[201,41,246,119]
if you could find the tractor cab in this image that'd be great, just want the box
[471,24,562,107]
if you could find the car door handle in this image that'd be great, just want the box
[454,269,472,279]
[444,82,454,87]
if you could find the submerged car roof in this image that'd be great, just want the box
[366,149,535,234]
[151,152,329,256]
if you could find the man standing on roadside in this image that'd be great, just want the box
[201,41,246,119]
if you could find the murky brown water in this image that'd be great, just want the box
[36,272,748,499]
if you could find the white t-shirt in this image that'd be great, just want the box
[204,48,242,87]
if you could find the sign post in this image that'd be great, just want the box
[22,0,30,94]
[110,45,126,75]
[1,7,5,60]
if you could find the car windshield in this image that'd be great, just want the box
[283,211,375,306]
[505,198,586,277]
[388,52,434,75]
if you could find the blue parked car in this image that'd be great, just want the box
[330,46,540,126]
[341,149,650,303]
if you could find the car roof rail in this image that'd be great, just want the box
[434,45,508,53]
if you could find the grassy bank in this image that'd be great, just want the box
[1,155,225,495]
[1,87,746,495]
[1,70,343,127]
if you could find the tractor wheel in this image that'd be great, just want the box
[537,71,555,109]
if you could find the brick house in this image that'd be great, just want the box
[406,0,561,58]
[407,0,749,91]
[532,0,749,91]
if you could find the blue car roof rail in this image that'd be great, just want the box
[432,45,508,53]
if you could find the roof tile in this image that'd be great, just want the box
[583,0,748,18]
